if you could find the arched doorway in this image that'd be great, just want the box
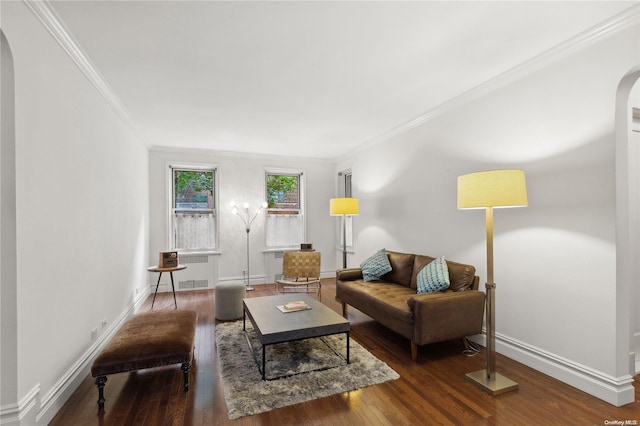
[0,29,19,411]
[615,67,640,406]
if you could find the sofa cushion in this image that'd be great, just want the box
[360,249,392,281]
[337,279,415,326]
[380,251,416,288]
[411,255,476,291]
[417,256,450,293]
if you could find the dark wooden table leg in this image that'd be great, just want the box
[169,271,177,309]
[181,362,191,391]
[151,272,162,310]
[95,376,107,411]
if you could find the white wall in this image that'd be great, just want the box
[341,22,639,405]
[1,3,150,424]
[630,82,640,373]
[148,148,336,286]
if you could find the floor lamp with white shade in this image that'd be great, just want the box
[231,201,267,291]
[457,169,527,395]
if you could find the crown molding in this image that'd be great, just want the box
[341,4,640,161]
[22,0,148,147]
[150,145,335,164]
[21,0,639,161]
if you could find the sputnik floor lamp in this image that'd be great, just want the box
[330,197,359,269]
[457,169,527,395]
[231,201,267,291]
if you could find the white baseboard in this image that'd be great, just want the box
[217,270,336,288]
[217,274,268,287]
[7,286,151,425]
[0,383,39,425]
[469,332,635,407]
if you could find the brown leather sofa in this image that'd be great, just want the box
[336,250,485,361]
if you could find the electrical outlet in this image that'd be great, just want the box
[101,318,107,328]
[242,269,247,274]
[135,288,139,295]
[91,327,98,340]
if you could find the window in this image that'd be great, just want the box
[265,169,304,248]
[341,170,354,248]
[169,165,217,251]
[344,172,352,198]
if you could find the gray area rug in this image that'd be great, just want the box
[215,321,399,419]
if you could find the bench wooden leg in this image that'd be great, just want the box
[181,362,191,391]
[411,341,418,362]
[95,376,107,410]
[342,302,347,317]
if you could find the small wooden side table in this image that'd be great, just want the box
[147,264,187,310]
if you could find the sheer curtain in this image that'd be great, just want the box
[265,214,303,248]
[174,213,215,249]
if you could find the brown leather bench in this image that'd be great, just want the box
[90,309,198,411]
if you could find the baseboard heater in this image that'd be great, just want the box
[177,254,215,290]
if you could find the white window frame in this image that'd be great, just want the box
[264,167,306,249]
[167,162,219,253]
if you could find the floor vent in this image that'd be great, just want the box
[179,279,209,289]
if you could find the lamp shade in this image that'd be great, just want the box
[457,169,527,209]
[330,197,359,216]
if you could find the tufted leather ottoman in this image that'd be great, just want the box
[90,309,197,411]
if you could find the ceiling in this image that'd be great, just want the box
[49,1,638,159]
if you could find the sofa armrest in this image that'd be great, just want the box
[336,268,363,281]
[407,290,485,345]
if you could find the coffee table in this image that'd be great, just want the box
[242,294,350,380]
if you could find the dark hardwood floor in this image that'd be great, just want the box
[50,280,639,425]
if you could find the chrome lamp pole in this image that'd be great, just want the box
[231,201,267,291]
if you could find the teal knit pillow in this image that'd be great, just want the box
[417,256,450,293]
[360,249,392,281]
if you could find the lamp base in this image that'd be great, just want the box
[465,370,519,395]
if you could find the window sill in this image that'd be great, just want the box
[177,250,221,256]
[262,247,299,253]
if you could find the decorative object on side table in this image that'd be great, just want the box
[457,169,528,395]
[159,251,178,268]
[330,197,359,269]
[231,201,267,291]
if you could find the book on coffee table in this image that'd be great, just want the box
[277,300,311,313]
